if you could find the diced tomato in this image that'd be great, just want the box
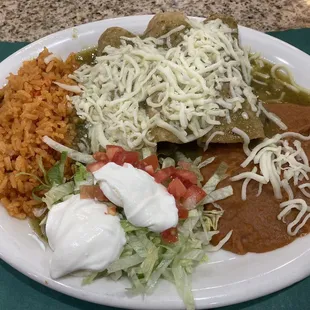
[177,160,191,170]
[112,151,140,166]
[154,167,176,183]
[178,206,189,219]
[174,169,197,185]
[106,145,124,161]
[141,154,159,170]
[107,205,117,216]
[183,185,207,210]
[93,152,108,162]
[80,185,107,201]
[167,178,187,200]
[86,161,106,173]
[136,160,147,169]
[182,179,194,189]
[176,202,189,219]
[161,227,178,243]
[144,165,155,176]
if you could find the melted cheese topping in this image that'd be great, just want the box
[69,19,257,151]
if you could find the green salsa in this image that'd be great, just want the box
[76,47,98,65]
[251,59,310,106]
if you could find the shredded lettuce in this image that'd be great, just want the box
[73,162,89,183]
[203,162,228,194]
[42,182,75,209]
[178,210,200,237]
[172,265,195,310]
[40,160,92,209]
[76,151,233,310]
[142,147,153,159]
[109,270,122,281]
[82,272,99,285]
[161,157,176,168]
[107,254,144,273]
[197,156,215,169]
[121,220,146,233]
[73,162,93,191]
[145,258,173,293]
[202,185,234,204]
[37,156,48,184]
[127,267,145,294]
[141,245,159,281]
[47,151,67,185]
[85,203,230,310]
[34,147,233,310]
[43,136,95,164]
[175,151,190,163]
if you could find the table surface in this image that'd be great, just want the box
[1,0,310,42]
[1,28,310,310]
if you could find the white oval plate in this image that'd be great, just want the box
[1,15,310,310]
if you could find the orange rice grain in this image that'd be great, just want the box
[0,48,79,219]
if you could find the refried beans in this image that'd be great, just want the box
[201,102,310,255]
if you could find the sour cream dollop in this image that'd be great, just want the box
[46,194,126,279]
[93,162,178,233]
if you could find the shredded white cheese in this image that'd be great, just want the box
[203,131,224,151]
[205,230,233,252]
[256,183,263,197]
[299,183,310,198]
[236,132,310,199]
[241,167,257,200]
[241,112,249,120]
[232,131,310,236]
[69,18,257,151]
[232,127,250,155]
[271,64,310,95]
[278,199,310,235]
[258,101,287,130]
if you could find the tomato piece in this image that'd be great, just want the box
[93,152,109,162]
[107,205,117,216]
[176,202,189,219]
[86,161,106,173]
[178,207,189,219]
[135,160,147,169]
[141,154,159,170]
[178,207,188,220]
[177,160,191,170]
[144,165,155,176]
[182,180,194,189]
[167,178,187,200]
[106,145,124,161]
[124,151,140,165]
[183,185,207,210]
[80,185,107,201]
[113,151,140,166]
[161,227,178,243]
[174,169,197,185]
[154,167,176,183]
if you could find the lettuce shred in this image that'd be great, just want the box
[34,150,232,310]
[84,206,229,310]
